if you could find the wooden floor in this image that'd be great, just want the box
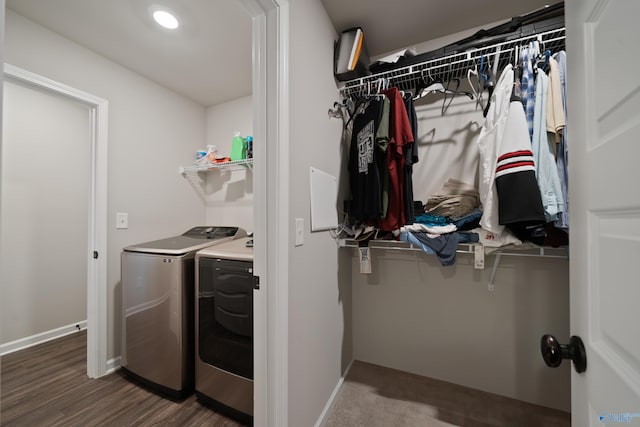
[0,331,244,427]
[2,332,572,427]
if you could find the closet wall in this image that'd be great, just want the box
[287,0,352,426]
[348,24,571,412]
[4,10,206,360]
[204,95,253,231]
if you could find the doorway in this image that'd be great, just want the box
[0,65,108,377]
[1,77,90,343]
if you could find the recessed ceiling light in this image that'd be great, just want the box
[153,10,179,30]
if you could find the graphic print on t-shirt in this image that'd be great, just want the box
[358,120,374,173]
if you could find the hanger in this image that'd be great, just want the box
[415,68,451,98]
[510,63,522,102]
[479,54,496,117]
[439,63,476,115]
[413,67,474,106]
[492,47,502,80]
[328,98,354,122]
[369,77,389,101]
[535,49,551,73]
[441,64,458,115]
[467,66,485,111]
[412,68,434,99]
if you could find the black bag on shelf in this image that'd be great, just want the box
[334,27,370,82]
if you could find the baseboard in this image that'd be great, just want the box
[106,356,121,375]
[0,320,87,356]
[314,359,355,427]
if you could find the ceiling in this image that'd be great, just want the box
[321,0,554,57]
[6,0,253,107]
[6,0,554,107]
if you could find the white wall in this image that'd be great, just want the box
[4,10,207,359]
[352,253,571,412]
[1,80,90,344]
[348,18,571,413]
[287,1,353,425]
[204,95,253,232]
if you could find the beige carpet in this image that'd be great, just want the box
[325,361,570,427]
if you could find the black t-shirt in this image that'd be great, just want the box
[349,98,385,221]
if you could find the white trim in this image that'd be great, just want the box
[106,356,122,375]
[3,63,109,379]
[0,321,87,356]
[242,3,269,426]
[236,0,289,426]
[314,360,355,427]
[273,3,290,426]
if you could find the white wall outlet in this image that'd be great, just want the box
[116,212,128,229]
[295,218,304,246]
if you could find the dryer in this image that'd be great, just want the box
[121,226,246,399]
[195,237,254,423]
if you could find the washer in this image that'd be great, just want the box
[121,226,246,399]
[195,237,254,423]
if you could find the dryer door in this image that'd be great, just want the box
[198,258,253,379]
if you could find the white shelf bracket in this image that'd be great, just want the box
[487,253,503,291]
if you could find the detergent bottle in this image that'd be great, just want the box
[230,131,246,161]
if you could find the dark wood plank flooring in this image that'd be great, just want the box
[0,331,244,427]
[2,332,572,426]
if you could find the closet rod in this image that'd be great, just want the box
[338,239,567,258]
[339,27,565,99]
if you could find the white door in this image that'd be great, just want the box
[567,0,640,425]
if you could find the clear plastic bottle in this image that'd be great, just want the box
[204,144,218,162]
[230,131,246,161]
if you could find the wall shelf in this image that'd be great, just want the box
[337,238,568,290]
[179,159,253,201]
[180,158,253,175]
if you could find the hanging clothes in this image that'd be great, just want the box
[532,70,564,222]
[348,98,386,221]
[379,87,414,231]
[477,64,545,235]
[476,64,514,235]
[520,42,538,142]
[553,51,569,230]
[403,95,419,225]
[546,56,565,154]
[377,97,391,218]
[495,80,546,229]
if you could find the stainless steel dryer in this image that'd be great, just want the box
[121,226,246,399]
[195,237,254,423]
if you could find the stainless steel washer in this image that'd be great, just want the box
[195,237,254,423]
[121,226,246,399]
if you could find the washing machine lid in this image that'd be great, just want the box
[123,226,246,255]
[196,237,254,261]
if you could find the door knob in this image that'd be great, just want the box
[540,334,587,373]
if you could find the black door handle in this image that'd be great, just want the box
[540,334,587,373]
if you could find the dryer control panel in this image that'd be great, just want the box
[183,226,239,239]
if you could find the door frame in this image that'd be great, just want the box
[238,0,289,425]
[1,0,288,420]
[2,63,109,379]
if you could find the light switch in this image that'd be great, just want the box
[295,218,304,246]
[116,212,128,229]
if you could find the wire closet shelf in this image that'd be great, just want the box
[339,27,565,99]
